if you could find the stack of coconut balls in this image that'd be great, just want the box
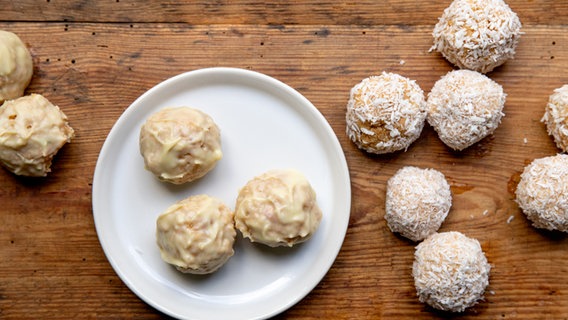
[345,0,531,313]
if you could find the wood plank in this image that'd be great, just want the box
[0,20,567,319]
[1,0,567,25]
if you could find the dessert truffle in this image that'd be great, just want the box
[139,107,222,184]
[542,84,568,152]
[0,94,74,176]
[234,169,322,247]
[385,166,452,242]
[427,69,506,151]
[413,231,491,312]
[156,195,236,274]
[346,72,426,154]
[0,30,33,103]
[515,154,568,232]
[431,0,522,73]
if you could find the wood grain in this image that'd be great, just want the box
[1,1,568,319]
[2,1,568,25]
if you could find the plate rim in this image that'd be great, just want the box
[92,67,351,319]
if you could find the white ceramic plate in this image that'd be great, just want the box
[92,67,351,320]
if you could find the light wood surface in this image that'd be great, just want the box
[1,1,567,319]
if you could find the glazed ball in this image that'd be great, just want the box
[542,85,568,152]
[427,69,506,151]
[0,94,74,176]
[413,231,491,312]
[431,0,522,73]
[139,107,222,184]
[385,166,452,242]
[234,169,322,247]
[0,30,33,103]
[515,154,568,232]
[346,72,426,154]
[156,195,236,274]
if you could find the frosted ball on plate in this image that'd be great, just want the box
[346,72,426,154]
[431,0,522,73]
[156,195,236,274]
[234,169,322,247]
[427,69,506,151]
[385,166,452,242]
[413,231,491,312]
[0,30,33,103]
[515,154,568,232]
[0,94,74,176]
[139,107,222,184]
[542,84,568,152]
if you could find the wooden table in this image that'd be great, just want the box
[1,1,567,319]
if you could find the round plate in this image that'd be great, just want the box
[92,67,351,319]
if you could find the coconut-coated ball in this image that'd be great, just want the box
[346,72,426,154]
[431,0,522,73]
[413,231,491,312]
[427,69,506,151]
[542,85,568,153]
[515,154,568,232]
[385,166,452,242]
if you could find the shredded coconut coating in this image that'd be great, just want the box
[346,72,426,154]
[385,166,452,242]
[515,154,568,232]
[427,70,506,151]
[234,169,322,247]
[0,94,74,176]
[542,85,568,153]
[0,30,33,103]
[413,231,491,312]
[139,107,222,184]
[431,0,522,74]
[156,195,236,274]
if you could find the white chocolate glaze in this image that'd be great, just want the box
[156,195,236,274]
[0,94,74,176]
[0,30,33,102]
[235,169,322,247]
[139,107,222,184]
